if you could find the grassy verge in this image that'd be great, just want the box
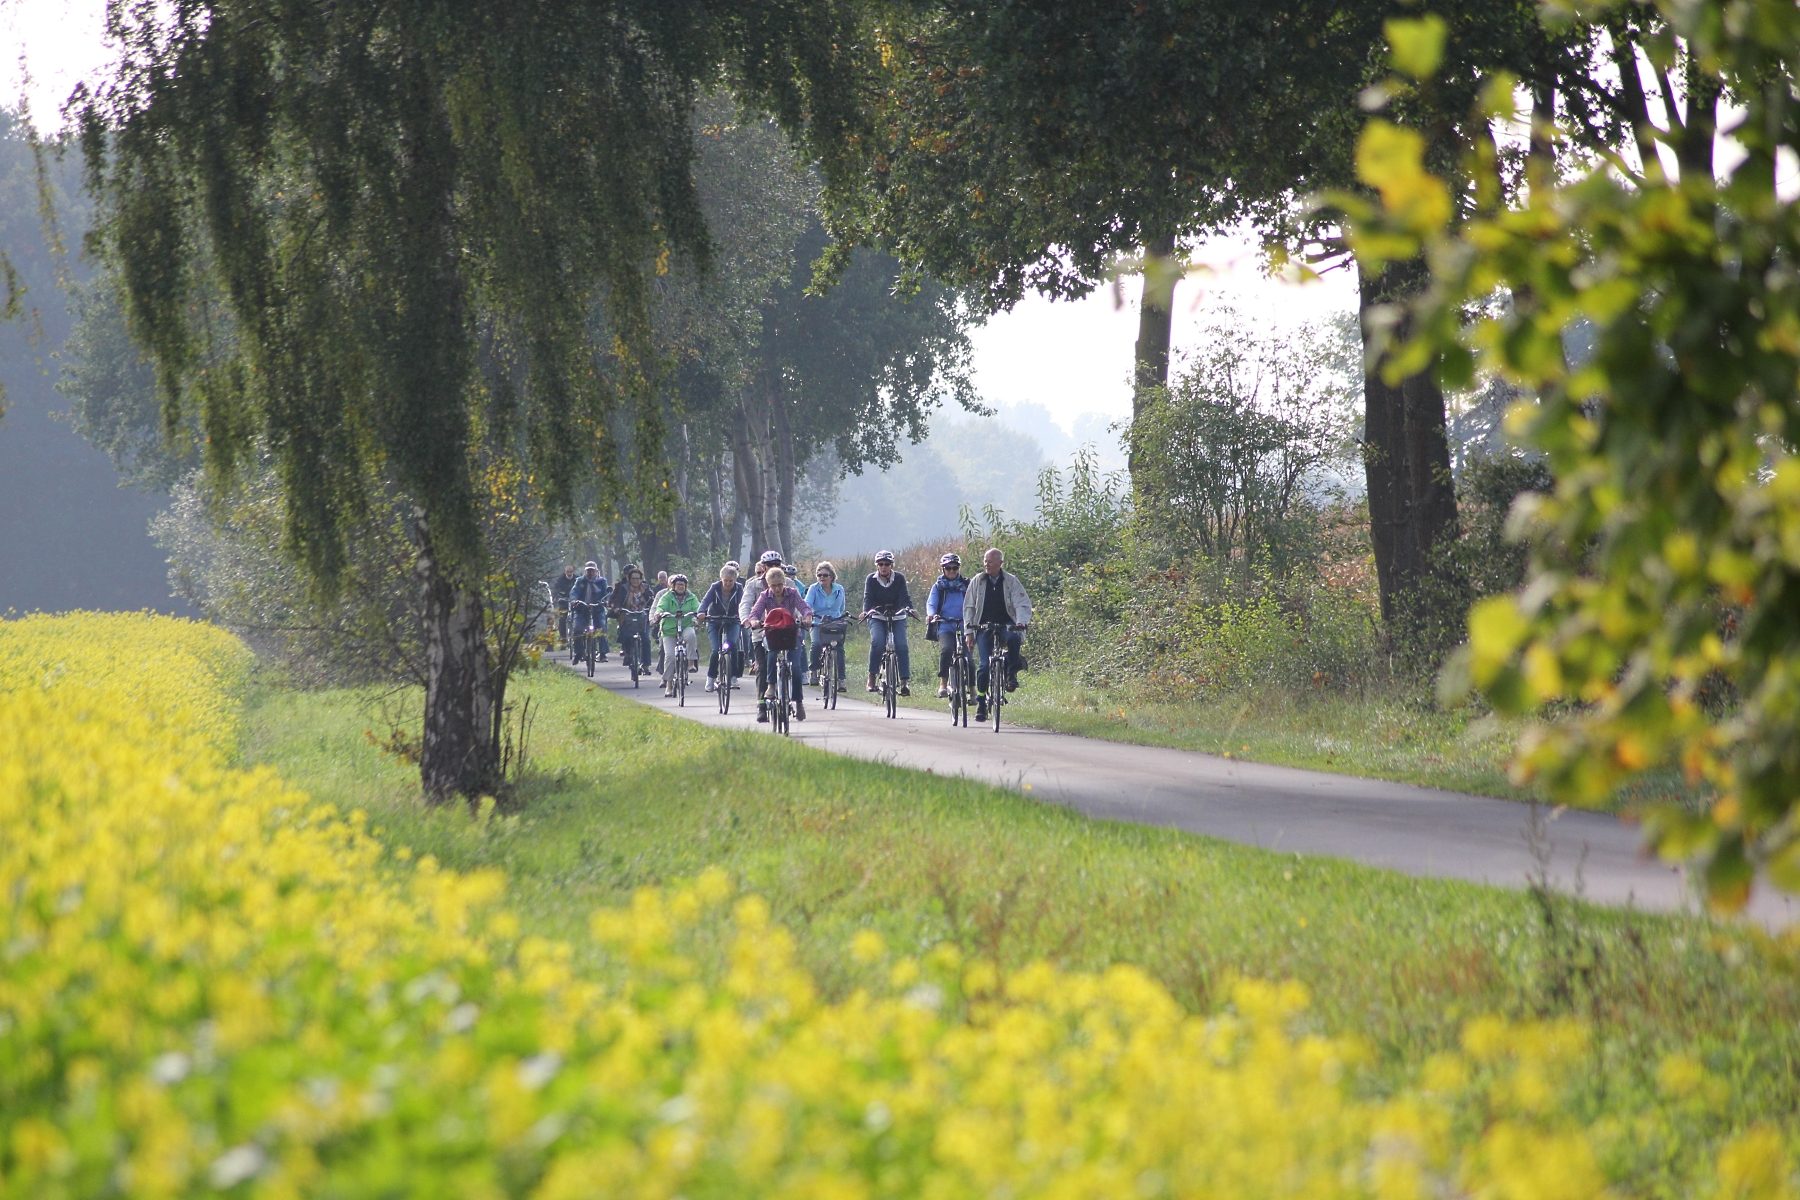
[244,661,1800,1155]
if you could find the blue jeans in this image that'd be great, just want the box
[616,613,651,672]
[708,619,744,679]
[934,621,965,679]
[757,640,807,701]
[867,615,911,681]
[974,627,1024,697]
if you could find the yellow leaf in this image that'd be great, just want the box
[1385,15,1447,81]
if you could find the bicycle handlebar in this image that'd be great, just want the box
[861,607,915,621]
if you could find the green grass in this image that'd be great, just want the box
[242,661,1800,1135]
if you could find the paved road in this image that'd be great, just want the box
[563,658,1798,928]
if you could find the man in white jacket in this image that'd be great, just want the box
[963,547,1032,722]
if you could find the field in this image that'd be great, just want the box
[5,613,1797,1198]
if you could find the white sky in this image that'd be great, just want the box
[3,0,1357,435]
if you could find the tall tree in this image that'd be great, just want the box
[827,2,1604,627]
[78,0,867,801]
[821,3,1375,454]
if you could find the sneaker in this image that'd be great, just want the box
[866,678,878,693]
[899,683,911,697]
[793,702,806,721]
[706,678,717,692]
[936,682,950,698]
[756,705,769,724]
[1005,671,1019,692]
[975,702,988,723]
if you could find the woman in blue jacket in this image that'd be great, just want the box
[804,561,847,688]
[925,553,969,698]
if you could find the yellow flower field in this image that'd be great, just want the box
[0,613,1792,1198]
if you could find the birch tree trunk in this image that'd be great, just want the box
[410,507,498,805]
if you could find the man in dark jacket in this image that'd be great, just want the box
[568,561,611,663]
[861,549,914,695]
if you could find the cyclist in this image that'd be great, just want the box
[551,563,578,649]
[650,571,671,675]
[747,566,813,723]
[568,561,611,664]
[697,561,744,692]
[740,549,785,693]
[925,552,969,698]
[653,573,701,697]
[965,546,1032,724]
[861,549,914,695]
[609,565,656,676]
[804,561,846,690]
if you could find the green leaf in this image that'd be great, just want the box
[1385,16,1448,81]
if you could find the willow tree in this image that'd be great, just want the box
[78,0,864,801]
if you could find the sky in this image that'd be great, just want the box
[0,0,1359,437]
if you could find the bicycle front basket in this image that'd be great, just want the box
[764,608,799,651]
[818,617,849,644]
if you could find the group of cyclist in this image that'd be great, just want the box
[551,546,1032,725]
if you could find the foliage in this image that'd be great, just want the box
[959,447,1132,603]
[6,614,1796,1197]
[1128,314,1357,577]
[59,273,194,491]
[1345,1,1800,905]
[150,455,555,694]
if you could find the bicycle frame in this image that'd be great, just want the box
[866,606,911,719]
[569,599,603,676]
[816,616,848,710]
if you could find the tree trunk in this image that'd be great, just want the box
[674,423,693,558]
[636,521,667,579]
[732,404,769,554]
[1130,228,1179,495]
[771,375,797,559]
[1358,258,1460,627]
[410,507,498,805]
[1678,52,1719,183]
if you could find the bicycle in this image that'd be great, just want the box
[973,620,1024,732]
[665,613,697,707]
[939,618,973,727]
[701,615,741,715]
[758,613,804,736]
[569,599,603,677]
[814,616,849,710]
[863,605,914,719]
[615,608,650,688]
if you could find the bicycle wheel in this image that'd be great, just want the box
[883,649,898,719]
[629,637,640,687]
[585,627,596,678]
[719,647,733,715]
[824,655,837,710]
[772,664,789,735]
[675,648,687,706]
[991,655,1004,732]
[950,652,966,726]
